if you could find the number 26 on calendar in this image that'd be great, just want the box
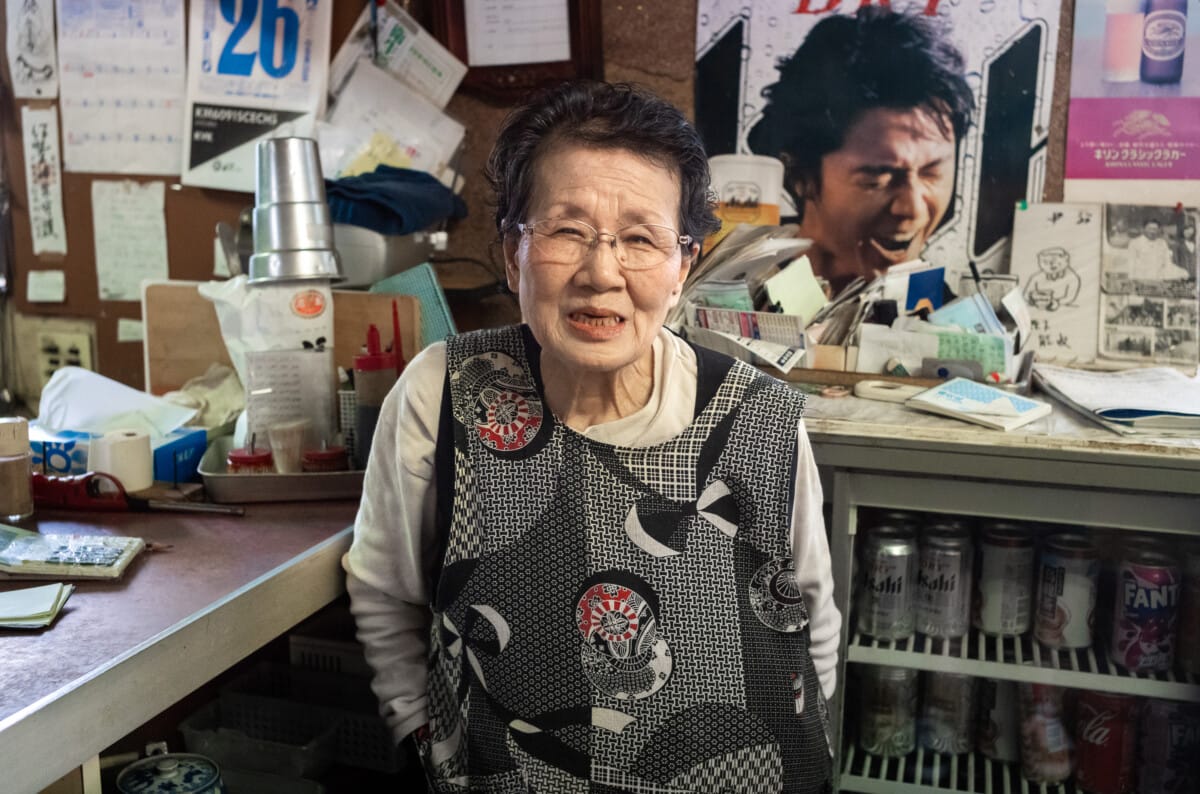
[213,0,307,79]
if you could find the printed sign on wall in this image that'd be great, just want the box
[182,0,333,192]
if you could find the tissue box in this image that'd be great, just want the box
[29,425,208,484]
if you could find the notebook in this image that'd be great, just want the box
[906,378,1052,431]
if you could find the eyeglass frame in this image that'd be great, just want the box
[514,218,695,271]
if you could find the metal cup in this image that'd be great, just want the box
[255,137,326,205]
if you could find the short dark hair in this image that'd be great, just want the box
[747,7,974,209]
[486,80,721,244]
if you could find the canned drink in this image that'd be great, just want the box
[1138,698,1200,794]
[1176,546,1200,674]
[1075,691,1138,794]
[976,677,1020,763]
[1111,547,1182,672]
[973,522,1035,636]
[856,525,919,641]
[1017,682,1073,783]
[1035,534,1098,649]
[916,523,973,639]
[858,664,918,757]
[919,671,976,755]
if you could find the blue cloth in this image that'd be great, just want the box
[325,165,466,236]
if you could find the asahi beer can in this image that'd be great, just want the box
[856,525,918,641]
[1034,533,1098,649]
[919,671,976,755]
[858,664,918,758]
[1017,682,1073,783]
[916,523,973,639]
[1138,698,1200,794]
[1075,691,1138,794]
[976,677,1020,763]
[1111,546,1181,672]
[974,522,1035,636]
[1176,545,1200,674]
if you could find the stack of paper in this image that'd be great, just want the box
[0,582,74,629]
[1033,365,1200,436]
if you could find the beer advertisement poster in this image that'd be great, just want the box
[1066,1,1200,181]
[693,1,1063,283]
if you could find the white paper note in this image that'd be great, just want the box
[56,0,186,174]
[117,318,144,342]
[6,0,58,98]
[27,269,65,303]
[465,0,570,67]
[21,106,68,255]
[91,181,169,301]
[328,1,466,109]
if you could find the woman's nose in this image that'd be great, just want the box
[575,238,626,288]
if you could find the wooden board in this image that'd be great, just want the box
[142,281,420,395]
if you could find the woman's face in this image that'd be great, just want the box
[504,145,693,376]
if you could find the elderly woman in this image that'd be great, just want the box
[344,81,839,792]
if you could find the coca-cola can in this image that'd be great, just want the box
[916,522,973,639]
[1176,545,1200,675]
[856,525,918,641]
[976,677,1020,763]
[1017,682,1073,783]
[1035,533,1098,649]
[974,522,1035,636]
[858,664,918,757]
[1075,691,1138,794]
[1110,546,1181,673]
[1139,698,1200,794]
[919,671,976,755]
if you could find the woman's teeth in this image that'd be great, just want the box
[573,313,621,326]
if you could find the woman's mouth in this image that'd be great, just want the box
[567,310,626,339]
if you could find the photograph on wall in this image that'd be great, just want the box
[1066,1,1200,182]
[1099,203,1199,364]
[693,1,1062,288]
[181,0,333,192]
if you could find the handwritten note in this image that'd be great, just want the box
[26,270,65,303]
[91,181,169,301]
[20,106,67,255]
[244,349,336,445]
[117,318,145,343]
[56,0,185,174]
[6,0,58,98]
[1009,202,1102,365]
[465,0,570,67]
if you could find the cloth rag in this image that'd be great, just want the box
[325,165,467,237]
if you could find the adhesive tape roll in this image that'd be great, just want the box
[88,429,153,492]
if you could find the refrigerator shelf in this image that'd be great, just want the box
[846,629,1200,702]
[840,743,1076,794]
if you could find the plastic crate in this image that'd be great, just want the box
[289,634,373,678]
[227,662,404,774]
[179,698,339,779]
[222,766,326,794]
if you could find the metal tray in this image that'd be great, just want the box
[200,436,364,504]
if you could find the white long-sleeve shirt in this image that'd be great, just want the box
[343,329,841,743]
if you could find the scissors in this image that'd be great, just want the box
[32,472,244,516]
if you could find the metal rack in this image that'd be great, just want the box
[840,745,1076,794]
[825,469,1200,794]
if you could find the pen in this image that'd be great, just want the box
[369,0,380,63]
[968,259,982,291]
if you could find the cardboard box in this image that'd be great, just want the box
[29,425,208,484]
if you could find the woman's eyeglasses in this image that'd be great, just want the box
[517,218,692,271]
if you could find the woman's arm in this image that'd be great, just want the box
[343,343,447,743]
[790,420,842,699]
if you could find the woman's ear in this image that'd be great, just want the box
[666,243,696,309]
[503,234,521,294]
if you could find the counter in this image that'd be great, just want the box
[0,500,359,794]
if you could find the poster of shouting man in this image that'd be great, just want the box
[695,1,1063,290]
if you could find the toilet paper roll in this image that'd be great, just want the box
[88,429,153,492]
